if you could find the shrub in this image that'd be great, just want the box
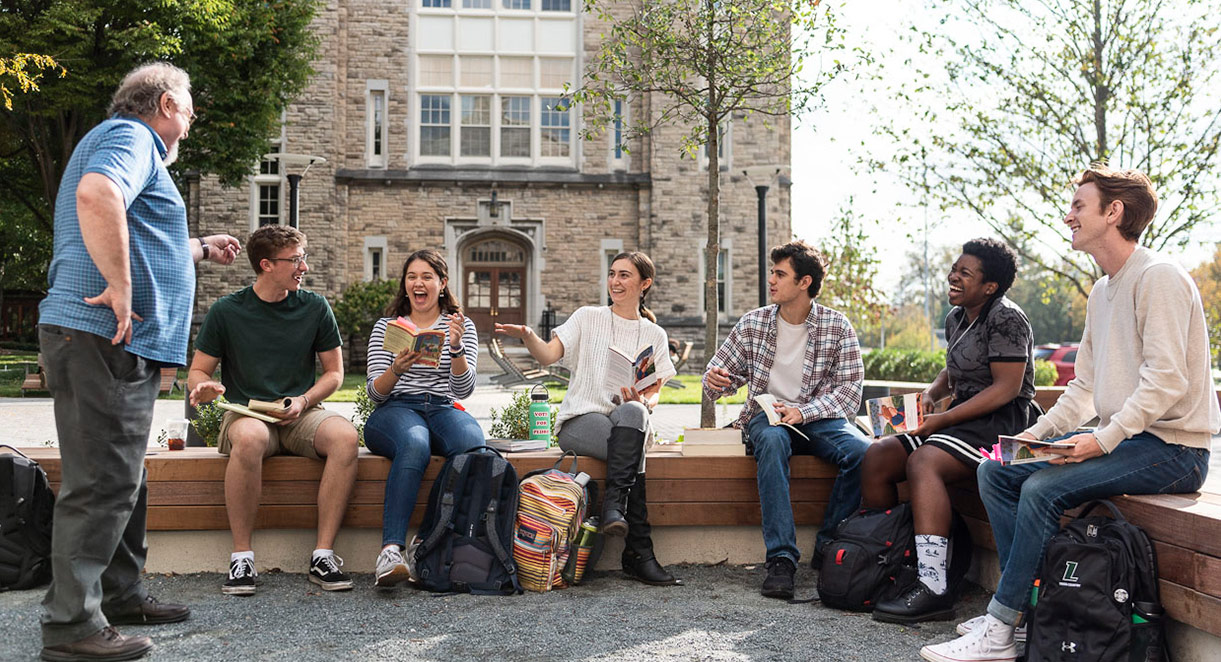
[331,279,397,341]
[862,349,946,383]
[351,385,375,446]
[489,388,556,442]
[191,400,225,447]
[1033,360,1057,386]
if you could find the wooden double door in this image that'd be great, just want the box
[464,267,525,337]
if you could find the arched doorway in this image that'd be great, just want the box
[462,235,527,338]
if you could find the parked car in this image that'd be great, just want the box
[1035,343,1079,386]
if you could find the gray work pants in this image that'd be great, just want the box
[38,324,159,646]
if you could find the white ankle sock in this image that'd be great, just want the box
[915,534,949,595]
[231,551,254,563]
[312,548,333,561]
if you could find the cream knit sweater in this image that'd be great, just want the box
[1027,247,1220,451]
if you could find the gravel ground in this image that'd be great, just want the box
[1,565,990,661]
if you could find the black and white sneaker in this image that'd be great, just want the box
[223,557,257,596]
[308,553,354,591]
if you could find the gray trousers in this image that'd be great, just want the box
[39,325,159,646]
[556,401,649,461]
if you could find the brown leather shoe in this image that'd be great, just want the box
[102,594,191,625]
[40,626,153,662]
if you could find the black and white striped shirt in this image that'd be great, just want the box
[365,314,479,403]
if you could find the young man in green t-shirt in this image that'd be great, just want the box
[188,225,359,596]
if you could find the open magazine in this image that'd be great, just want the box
[985,435,1075,465]
[752,394,810,441]
[865,393,924,437]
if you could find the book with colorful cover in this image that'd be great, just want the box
[866,393,925,437]
[987,435,1075,465]
[606,344,658,392]
[382,316,445,367]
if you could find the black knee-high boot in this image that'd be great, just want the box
[601,425,644,537]
[622,473,682,586]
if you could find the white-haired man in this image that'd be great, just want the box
[37,62,240,662]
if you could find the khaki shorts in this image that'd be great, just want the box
[217,406,346,460]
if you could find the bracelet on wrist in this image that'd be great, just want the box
[300,393,310,408]
[199,239,210,260]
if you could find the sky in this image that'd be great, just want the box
[787,0,1221,296]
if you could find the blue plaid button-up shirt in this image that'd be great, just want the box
[703,303,865,429]
[39,116,194,365]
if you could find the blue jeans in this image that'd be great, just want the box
[977,432,1209,624]
[748,412,869,563]
[363,394,486,548]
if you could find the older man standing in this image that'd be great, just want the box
[37,62,240,662]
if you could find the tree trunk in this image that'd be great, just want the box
[700,115,721,428]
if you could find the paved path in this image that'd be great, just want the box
[0,565,994,661]
[0,378,742,448]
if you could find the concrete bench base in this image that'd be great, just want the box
[140,526,819,575]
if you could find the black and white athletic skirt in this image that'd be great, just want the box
[896,397,1042,467]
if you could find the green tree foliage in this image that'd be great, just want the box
[883,0,1221,298]
[0,1,319,294]
[818,205,887,346]
[1190,244,1221,370]
[571,0,852,426]
[864,348,1057,386]
[332,279,398,342]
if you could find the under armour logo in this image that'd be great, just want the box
[1062,561,1081,582]
[1062,641,1078,652]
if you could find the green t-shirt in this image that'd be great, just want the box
[194,286,342,406]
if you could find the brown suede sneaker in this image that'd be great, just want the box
[40,626,153,662]
[102,594,191,625]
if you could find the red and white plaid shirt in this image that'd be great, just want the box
[703,303,864,429]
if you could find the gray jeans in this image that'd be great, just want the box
[38,325,160,646]
[556,401,649,461]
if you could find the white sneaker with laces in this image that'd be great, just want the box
[375,547,411,588]
[955,614,1027,642]
[921,614,1017,662]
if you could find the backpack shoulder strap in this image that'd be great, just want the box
[417,454,470,557]
[482,460,521,593]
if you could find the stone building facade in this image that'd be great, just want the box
[187,0,792,357]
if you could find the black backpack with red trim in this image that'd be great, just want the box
[817,503,971,611]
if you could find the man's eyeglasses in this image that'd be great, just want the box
[268,253,308,267]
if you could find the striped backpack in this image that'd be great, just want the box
[513,452,599,591]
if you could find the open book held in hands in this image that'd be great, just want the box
[606,344,658,392]
[215,400,280,423]
[866,393,925,438]
[985,435,1075,465]
[752,394,809,441]
[382,316,445,367]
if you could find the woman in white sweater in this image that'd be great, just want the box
[496,251,680,586]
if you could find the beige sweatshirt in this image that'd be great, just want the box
[1027,247,1220,451]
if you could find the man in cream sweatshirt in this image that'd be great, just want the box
[921,166,1220,662]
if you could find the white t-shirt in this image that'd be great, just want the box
[765,315,808,403]
[552,306,677,431]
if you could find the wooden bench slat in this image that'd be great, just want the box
[1152,540,1221,600]
[1160,580,1221,638]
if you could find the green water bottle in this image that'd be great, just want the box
[528,384,552,445]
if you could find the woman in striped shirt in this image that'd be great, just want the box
[362,249,483,588]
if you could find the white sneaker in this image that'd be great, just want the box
[922,615,1017,662]
[955,614,1027,642]
[375,547,411,588]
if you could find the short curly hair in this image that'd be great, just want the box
[961,237,1019,298]
[770,240,827,298]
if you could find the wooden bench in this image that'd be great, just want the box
[20,355,46,395]
[158,367,180,395]
[487,337,568,387]
[16,444,1218,639]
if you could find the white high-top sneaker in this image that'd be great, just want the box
[921,614,1018,662]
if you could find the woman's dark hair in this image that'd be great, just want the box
[960,237,1019,298]
[769,240,826,298]
[385,249,461,317]
[610,251,657,322]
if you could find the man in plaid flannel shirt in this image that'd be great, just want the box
[703,240,869,600]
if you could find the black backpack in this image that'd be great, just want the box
[1026,500,1166,662]
[0,446,55,591]
[411,446,521,595]
[818,503,972,611]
